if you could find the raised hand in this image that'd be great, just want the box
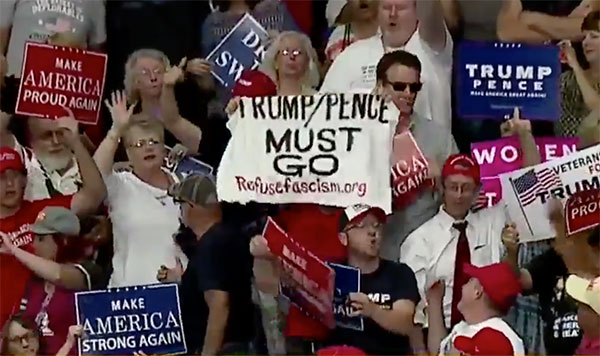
[104,91,136,135]
[426,280,445,305]
[186,58,212,76]
[501,107,531,137]
[56,106,80,147]
[501,222,520,255]
[164,57,187,86]
[559,40,578,69]
[249,234,273,259]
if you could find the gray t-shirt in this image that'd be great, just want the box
[1,0,106,76]
[381,113,458,262]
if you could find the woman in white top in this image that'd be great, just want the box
[93,90,191,287]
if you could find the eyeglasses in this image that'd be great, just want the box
[387,81,423,93]
[8,331,36,345]
[127,138,162,149]
[138,68,164,78]
[345,221,382,232]
[280,49,303,57]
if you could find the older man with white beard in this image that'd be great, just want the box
[23,116,83,201]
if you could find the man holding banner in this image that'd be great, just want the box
[330,204,420,355]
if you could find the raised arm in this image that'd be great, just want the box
[160,58,202,154]
[426,281,448,355]
[417,0,448,52]
[56,113,105,216]
[562,40,600,111]
[1,232,89,290]
[93,91,135,177]
[440,0,462,37]
[521,12,584,41]
[497,0,551,43]
[500,108,541,167]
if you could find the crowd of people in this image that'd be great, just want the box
[0,0,600,355]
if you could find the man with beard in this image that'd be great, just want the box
[23,116,83,201]
[0,115,106,329]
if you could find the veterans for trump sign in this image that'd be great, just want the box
[263,218,335,328]
[217,94,397,213]
[457,41,560,120]
[500,144,600,242]
[471,137,578,209]
[16,42,107,124]
[75,284,186,356]
[206,13,269,88]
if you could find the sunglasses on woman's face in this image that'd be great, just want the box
[388,81,423,93]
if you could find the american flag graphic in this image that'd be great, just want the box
[513,168,563,206]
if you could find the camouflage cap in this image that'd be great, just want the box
[168,175,218,206]
[31,207,80,236]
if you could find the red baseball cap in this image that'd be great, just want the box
[0,147,25,174]
[339,204,387,232]
[231,70,277,98]
[464,262,522,313]
[441,154,480,185]
[453,327,515,356]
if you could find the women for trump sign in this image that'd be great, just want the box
[217,94,398,213]
[457,41,560,120]
[16,42,107,124]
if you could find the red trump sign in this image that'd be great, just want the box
[565,188,600,235]
[262,217,335,328]
[16,42,107,125]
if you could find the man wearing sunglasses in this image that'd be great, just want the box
[374,50,458,263]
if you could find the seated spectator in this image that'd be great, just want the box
[0,115,105,328]
[330,205,419,355]
[0,0,106,78]
[324,0,378,63]
[374,50,458,260]
[93,91,190,288]
[0,315,81,356]
[164,175,254,355]
[427,262,524,355]
[566,275,600,355]
[321,0,453,135]
[557,11,600,137]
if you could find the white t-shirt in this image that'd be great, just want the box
[325,25,357,62]
[105,169,187,288]
[439,318,525,355]
[320,27,453,133]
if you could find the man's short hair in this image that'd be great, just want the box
[582,11,600,32]
[376,50,422,81]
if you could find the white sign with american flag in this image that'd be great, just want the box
[499,144,600,242]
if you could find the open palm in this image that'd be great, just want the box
[104,91,135,133]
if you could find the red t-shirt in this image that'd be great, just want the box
[22,279,77,355]
[275,204,346,340]
[0,195,73,328]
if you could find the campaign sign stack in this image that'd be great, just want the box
[75,284,186,356]
[456,41,560,120]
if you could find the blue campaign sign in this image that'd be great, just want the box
[456,41,560,121]
[329,263,363,331]
[75,284,186,356]
[206,13,269,88]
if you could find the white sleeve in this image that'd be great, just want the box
[104,170,124,207]
[319,49,351,93]
[400,229,430,325]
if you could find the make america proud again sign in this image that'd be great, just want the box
[16,42,107,124]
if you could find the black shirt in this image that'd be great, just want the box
[179,223,254,354]
[526,248,581,355]
[330,260,420,355]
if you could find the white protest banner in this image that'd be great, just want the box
[499,144,600,242]
[217,94,397,212]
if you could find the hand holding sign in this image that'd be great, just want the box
[186,58,211,76]
[164,58,187,87]
[250,234,273,259]
[501,222,520,254]
[156,258,184,283]
[348,292,376,318]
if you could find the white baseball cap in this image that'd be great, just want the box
[566,275,600,315]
